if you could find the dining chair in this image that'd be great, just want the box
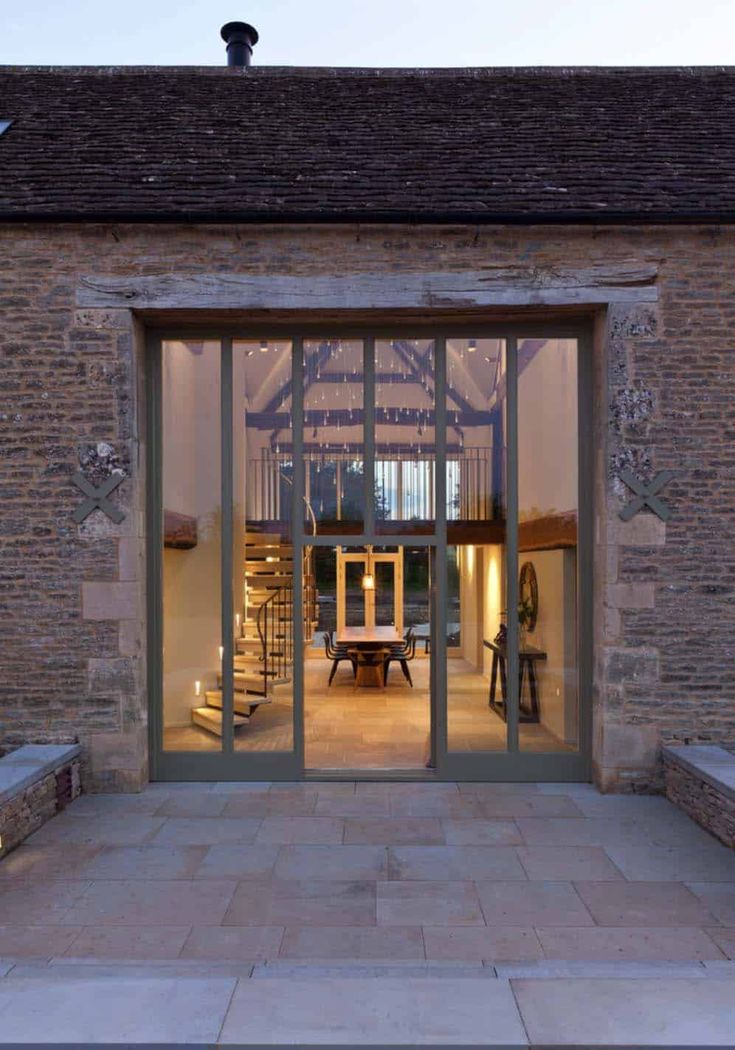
[323,632,356,686]
[383,627,416,687]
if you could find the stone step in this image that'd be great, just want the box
[244,560,293,573]
[247,544,294,557]
[203,690,272,713]
[244,532,283,545]
[191,706,249,735]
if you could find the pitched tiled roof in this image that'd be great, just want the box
[1,66,735,222]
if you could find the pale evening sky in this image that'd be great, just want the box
[1,0,735,67]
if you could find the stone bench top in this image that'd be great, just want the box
[0,744,81,805]
[663,744,735,803]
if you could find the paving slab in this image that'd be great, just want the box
[516,845,624,880]
[536,925,725,961]
[575,880,721,926]
[219,975,527,1044]
[706,926,735,959]
[61,878,237,926]
[315,795,393,817]
[387,796,485,818]
[688,882,735,925]
[150,816,262,845]
[605,843,735,881]
[0,880,90,924]
[193,842,280,879]
[274,845,388,880]
[27,813,165,847]
[224,879,377,926]
[422,925,543,961]
[61,924,191,959]
[572,793,688,818]
[180,925,284,961]
[377,880,485,926]
[0,975,237,1043]
[254,816,344,843]
[0,925,83,959]
[74,844,207,879]
[441,818,522,845]
[499,960,709,978]
[515,816,653,846]
[0,844,101,880]
[476,880,594,926]
[253,962,489,977]
[279,925,425,960]
[477,795,584,818]
[224,792,319,816]
[513,976,735,1045]
[65,792,164,815]
[344,817,445,844]
[152,791,230,817]
[388,845,527,881]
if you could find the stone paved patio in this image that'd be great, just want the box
[1,779,735,1044]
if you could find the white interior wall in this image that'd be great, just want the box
[518,339,577,517]
[162,342,222,728]
[522,548,578,744]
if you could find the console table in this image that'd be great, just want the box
[483,639,547,723]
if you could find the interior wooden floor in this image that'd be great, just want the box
[164,657,571,766]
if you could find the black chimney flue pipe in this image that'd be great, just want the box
[220,22,259,67]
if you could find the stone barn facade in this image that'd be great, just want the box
[1,62,734,791]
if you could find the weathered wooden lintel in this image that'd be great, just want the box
[77,264,658,311]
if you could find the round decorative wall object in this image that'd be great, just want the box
[519,561,538,633]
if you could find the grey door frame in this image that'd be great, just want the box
[147,321,593,782]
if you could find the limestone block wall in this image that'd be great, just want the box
[0,222,733,789]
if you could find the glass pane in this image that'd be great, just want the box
[517,338,579,752]
[161,339,221,751]
[305,545,431,769]
[233,340,294,752]
[304,339,364,533]
[375,339,436,535]
[447,339,508,752]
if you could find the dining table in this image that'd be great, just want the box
[335,626,402,688]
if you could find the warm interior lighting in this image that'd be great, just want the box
[195,680,201,697]
[361,545,375,590]
[260,340,268,352]
[218,646,224,662]
[468,339,477,352]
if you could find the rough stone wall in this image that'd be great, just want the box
[0,222,734,790]
[664,757,735,848]
[0,758,81,857]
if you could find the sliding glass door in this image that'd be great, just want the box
[148,325,591,781]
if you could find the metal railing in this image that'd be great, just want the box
[246,448,500,524]
[254,550,317,694]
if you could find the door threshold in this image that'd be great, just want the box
[304,767,438,781]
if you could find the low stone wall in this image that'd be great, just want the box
[0,745,81,858]
[663,745,735,848]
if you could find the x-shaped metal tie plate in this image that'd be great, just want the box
[71,471,125,524]
[619,469,674,522]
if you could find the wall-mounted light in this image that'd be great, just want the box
[195,680,201,697]
[468,339,477,353]
[218,646,224,662]
[260,340,268,352]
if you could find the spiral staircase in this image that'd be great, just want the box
[191,532,316,736]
